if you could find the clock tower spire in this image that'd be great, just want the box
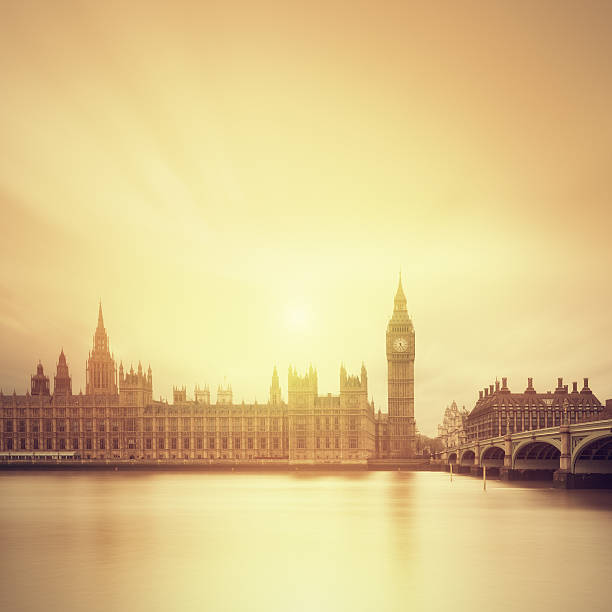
[386,273,415,458]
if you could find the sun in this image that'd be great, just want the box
[284,303,311,333]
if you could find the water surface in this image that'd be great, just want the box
[1,471,611,612]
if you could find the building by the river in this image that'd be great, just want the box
[465,377,604,440]
[0,277,417,463]
[437,401,469,450]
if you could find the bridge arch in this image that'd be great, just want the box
[481,445,505,467]
[513,440,560,470]
[572,434,612,474]
[459,449,475,466]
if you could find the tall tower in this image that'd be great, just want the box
[173,385,187,404]
[31,362,50,396]
[120,362,153,407]
[386,274,415,458]
[195,385,211,404]
[217,381,233,405]
[85,302,118,396]
[269,366,281,405]
[54,349,72,396]
[287,365,318,409]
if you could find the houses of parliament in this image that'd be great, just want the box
[0,279,416,464]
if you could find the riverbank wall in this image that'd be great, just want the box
[0,458,434,472]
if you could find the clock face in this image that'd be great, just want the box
[393,337,408,352]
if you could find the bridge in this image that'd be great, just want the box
[438,418,612,488]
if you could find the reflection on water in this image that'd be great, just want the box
[1,471,611,612]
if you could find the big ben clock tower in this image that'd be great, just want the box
[386,274,416,458]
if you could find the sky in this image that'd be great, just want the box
[1,0,611,436]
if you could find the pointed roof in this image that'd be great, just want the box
[394,272,407,309]
[389,272,413,326]
[97,300,104,330]
[58,348,66,365]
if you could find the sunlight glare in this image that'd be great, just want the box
[285,303,311,333]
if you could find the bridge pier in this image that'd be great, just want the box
[499,467,520,481]
[504,433,512,468]
[553,470,573,489]
[553,470,612,489]
[483,465,500,478]
[552,423,573,488]
[560,424,571,472]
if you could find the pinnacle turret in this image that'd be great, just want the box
[54,348,72,395]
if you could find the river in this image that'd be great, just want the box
[1,470,611,612]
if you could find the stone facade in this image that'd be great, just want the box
[0,278,416,463]
[287,364,376,463]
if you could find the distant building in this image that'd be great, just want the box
[437,401,468,449]
[0,277,416,463]
[466,377,604,441]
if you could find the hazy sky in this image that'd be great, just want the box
[1,1,611,435]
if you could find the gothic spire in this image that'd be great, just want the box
[394,272,407,311]
[97,300,104,330]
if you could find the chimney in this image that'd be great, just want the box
[485,388,489,397]
[581,377,591,394]
[572,381,578,393]
[479,390,483,400]
[501,377,508,390]
[495,380,500,392]
[557,377,563,389]
[528,377,533,388]
[489,384,494,395]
